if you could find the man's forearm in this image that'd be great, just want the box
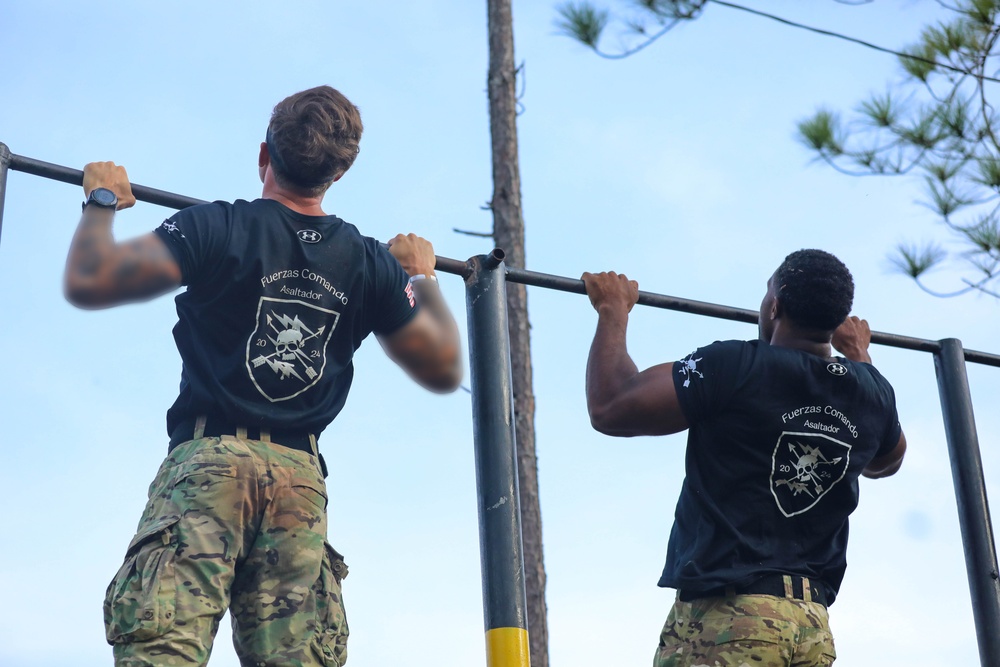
[64,208,118,305]
[409,278,463,386]
[411,278,460,346]
[586,306,638,409]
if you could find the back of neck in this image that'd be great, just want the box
[768,324,833,359]
[261,184,326,217]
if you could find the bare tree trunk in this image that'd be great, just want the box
[486,2,548,666]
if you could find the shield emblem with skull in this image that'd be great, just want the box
[245,297,340,402]
[770,431,851,517]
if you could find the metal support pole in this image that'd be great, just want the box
[934,338,1000,666]
[466,249,530,667]
[0,143,11,249]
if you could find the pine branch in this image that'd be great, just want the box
[913,277,978,296]
[454,228,494,238]
[707,0,1000,83]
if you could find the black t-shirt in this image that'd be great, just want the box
[660,339,901,605]
[153,198,418,436]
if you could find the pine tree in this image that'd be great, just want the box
[557,0,1000,298]
[487,1,550,665]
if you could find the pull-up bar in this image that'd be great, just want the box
[1,145,998,666]
[2,146,998,368]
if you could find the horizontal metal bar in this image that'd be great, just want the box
[504,267,1000,368]
[966,349,1000,367]
[435,255,472,279]
[505,265,761,323]
[6,147,1000,367]
[6,148,472,279]
[9,153,208,209]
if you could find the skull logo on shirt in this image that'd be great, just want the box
[246,297,340,401]
[770,431,851,517]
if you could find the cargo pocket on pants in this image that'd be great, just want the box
[314,542,350,667]
[698,621,792,666]
[104,515,181,644]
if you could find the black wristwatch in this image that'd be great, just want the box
[82,187,118,211]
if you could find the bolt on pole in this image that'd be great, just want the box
[465,249,530,667]
[934,338,1000,667]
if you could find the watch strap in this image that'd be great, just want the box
[83,187,119,211]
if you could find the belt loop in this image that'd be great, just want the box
[236,426,248,440]
[782,574,794,599]
[309,434,329,478]
[802,577,813,603]
[194,415,207,440]
[259,426,271,443]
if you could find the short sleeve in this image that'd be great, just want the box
[152,202,231,286]
[873,372,903,457]
[672,340,754,424]
[367,241,419,335]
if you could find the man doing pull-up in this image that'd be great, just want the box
[64,85,462,667]
[582,249,905,666]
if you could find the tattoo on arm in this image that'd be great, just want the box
[64,209,181,307]
[68,211,115,280]
[74,251,103,277]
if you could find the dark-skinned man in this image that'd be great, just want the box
[582,249,905,667]
[64,85,462,667]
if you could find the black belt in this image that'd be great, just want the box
[169,416,315,453]
[167,417,327,468]
[679,574,828,607]
[168,416,327,477]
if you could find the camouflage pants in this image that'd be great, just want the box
[103,436,349,667]
[654,593,836,667]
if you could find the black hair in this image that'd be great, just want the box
[773,249,854,331]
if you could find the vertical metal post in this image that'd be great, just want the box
[465,249,530,667]
[934,338,1000,666]
[0,143,11,249]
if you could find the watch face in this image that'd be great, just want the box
[91,188,117,207]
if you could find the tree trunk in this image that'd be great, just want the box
[486,2,549,666]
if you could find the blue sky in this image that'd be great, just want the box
[0,1,996,665]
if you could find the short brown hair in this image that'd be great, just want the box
[266,85,363,196]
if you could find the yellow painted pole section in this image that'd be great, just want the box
[485,627,530,667]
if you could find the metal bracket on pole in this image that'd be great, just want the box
[0,143,11,249]
[465,248,531,667]
[934,338,1000,666]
